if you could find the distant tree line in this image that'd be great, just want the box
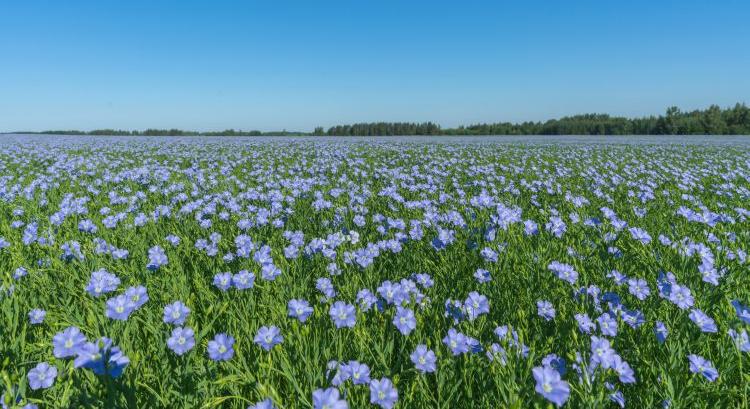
[324,122,442,136]
[19,102,750,136]
[324,103,750,136]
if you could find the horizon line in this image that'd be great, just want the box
[3,101,748,134]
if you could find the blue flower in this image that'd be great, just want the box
[607,270,627,285]
[617,307,642,328]
[74,337,129,377]
[699,261,720,285]
[125,285,149,310]
[466,336,483,354]
[260,263,282,281]
[689,309,717,333]
[167,327,195,355]
[474,268,492,283]
[537,300,556,321]
[431,227,455,250]
[254,326,283,351]
[667,284,694,310]
[329,301,356,329]
[524,220,539,235]
[213,272,233,291]
[480,247,498,262]
[575,313,595,334]
[253,245,273,265]
[655,321,669,343]
[413,273,433,288]
[28,309,46,324]
[728,329,750,352]
[232,270,255,289]
[163,301,190,325]
[627,278,650,300]
[731,300,750,324]
[532,365,570,407]
[52,326,87,358]
[288,299,314,323]
[165,234,181,246]
[369,378,398,409]
[312,387,348,409]
[22,222,38,245]
[356,289,377,311]
[27,362,57,390]
[590,336,616,369]
[106,294,134,321]
[688,354,718,382]
[377,281,406,305]
[316,277,337,300]
[657,271,677,298]
[147,245,168,270]
[541,354,567,376]
[443,328,469,355]
[629,227,652,244]
[610,390,626,408]
[12,266,28,280]
[85,269,120,297]
[342,361,371,385]
[612,354,636,383]
[545,216,567,238]
[74,344,103,372]
[597,313,618,337]
[464,292,489,321]
[487,343,507,363]
[410,344,436,373]
[60,241,85,261]
[207,333,235,361]
[77,219,98,233]
[328,360,348,385]
[548,261,578,285]
[392,306,416,335]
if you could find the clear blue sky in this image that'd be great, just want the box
[1,0,749,132]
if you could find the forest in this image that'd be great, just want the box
[325,103,750,136]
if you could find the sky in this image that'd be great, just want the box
[1,0,749,132]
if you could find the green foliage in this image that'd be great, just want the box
[326,122,441,136]
[0,142,748,408]
[324,103,750,136]
[450,103,750,136]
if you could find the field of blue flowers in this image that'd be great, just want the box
[1,136,749,408]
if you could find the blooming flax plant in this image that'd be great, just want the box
[1,137,748,407]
